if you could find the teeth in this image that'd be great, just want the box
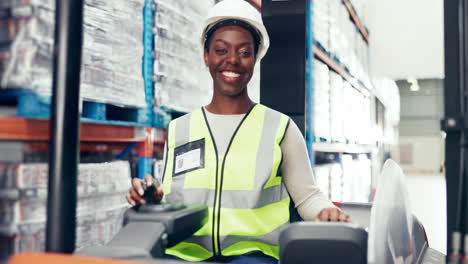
[222,71,240,78]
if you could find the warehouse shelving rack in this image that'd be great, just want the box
[342,0,369,43]
[312,45,371,96]
[307,0,380,202]
[261,0,374,157]
[307,0,374,156]
[261,0,383,205]
[0,117,165,177]
[0,0,166,180]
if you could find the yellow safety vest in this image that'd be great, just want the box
[162,104,290,261]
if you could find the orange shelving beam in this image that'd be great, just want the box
[312,45,368,94]
[0,117,165,144]
[343,0,369,44]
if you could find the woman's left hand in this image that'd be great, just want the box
[314,208,352,222]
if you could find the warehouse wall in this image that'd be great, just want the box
[396,79,444,174]
[367,0,444,79]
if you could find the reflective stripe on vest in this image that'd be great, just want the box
[162,104,290,261]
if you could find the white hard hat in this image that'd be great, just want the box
[200,0,270,61]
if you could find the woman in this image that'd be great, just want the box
[127,0,350,262]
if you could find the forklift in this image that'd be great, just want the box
[6,0,455,263]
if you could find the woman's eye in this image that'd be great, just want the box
[215,49,227,55]
[240,50,253,57]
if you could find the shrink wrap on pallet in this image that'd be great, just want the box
[313,165,330,199]
[329,71,344,142]
[312,0,329,50]
[312,59,330,141]
[0,0,146,108]
[0,161,132,260]
[153,0,214,112]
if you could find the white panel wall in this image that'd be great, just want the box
[367,0,444,79]
[396,79,444,174]
[398,136,444,173]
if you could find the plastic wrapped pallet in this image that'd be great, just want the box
[0,0,146,108]
[342,84,369,144]
[355,154,372,202]
[0,206,127,257]
[0,161,131,195]
[81,0,146,108]
[0,161,131,259]
[312,0,329,50]
[358,95,373,145]
[342,81,355,142]
[0,193,126,225]
[313,165,330,199]
[341,154,372,203]
[336,2,351,67]
[373,78,400,126]
[341,154,354,202]
[312,59,331,141]
[327,0,372,88]
[328,0,343,59]
[153,0,214,112]
[329,71,344,142]
[329,162,343,202]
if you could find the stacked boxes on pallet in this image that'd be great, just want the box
[0,0,146,109]
[81,0,146,108]
[329,163,343,201]
[312,59,331,141]
[314,165,330,199]
[329,71,344,143]
[315,156,371,203]
[342,82,373,144]
[373,78,400,144]
[0,161,131,260]
[342,154,372,203]
[313,0,371,87]
[328,0,370,87]
[312,0,373,145]
[153,0,214,113]
[312,0,329,50]
[313,58,373,145]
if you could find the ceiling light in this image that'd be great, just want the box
[407,77,419,92]
[410,83,420,92]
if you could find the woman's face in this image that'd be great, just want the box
[204,25,256,97]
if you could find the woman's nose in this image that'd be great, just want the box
[226,51,240,65]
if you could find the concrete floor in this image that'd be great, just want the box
[405,173,447,255]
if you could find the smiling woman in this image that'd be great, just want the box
[126,0,351,263]
[204,25,256,112]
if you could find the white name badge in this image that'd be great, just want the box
[173,139,205,176]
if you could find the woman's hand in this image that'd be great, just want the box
[314,208,351,222]
[126,174,164,206]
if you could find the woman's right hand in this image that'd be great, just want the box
[126,174,164,206]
